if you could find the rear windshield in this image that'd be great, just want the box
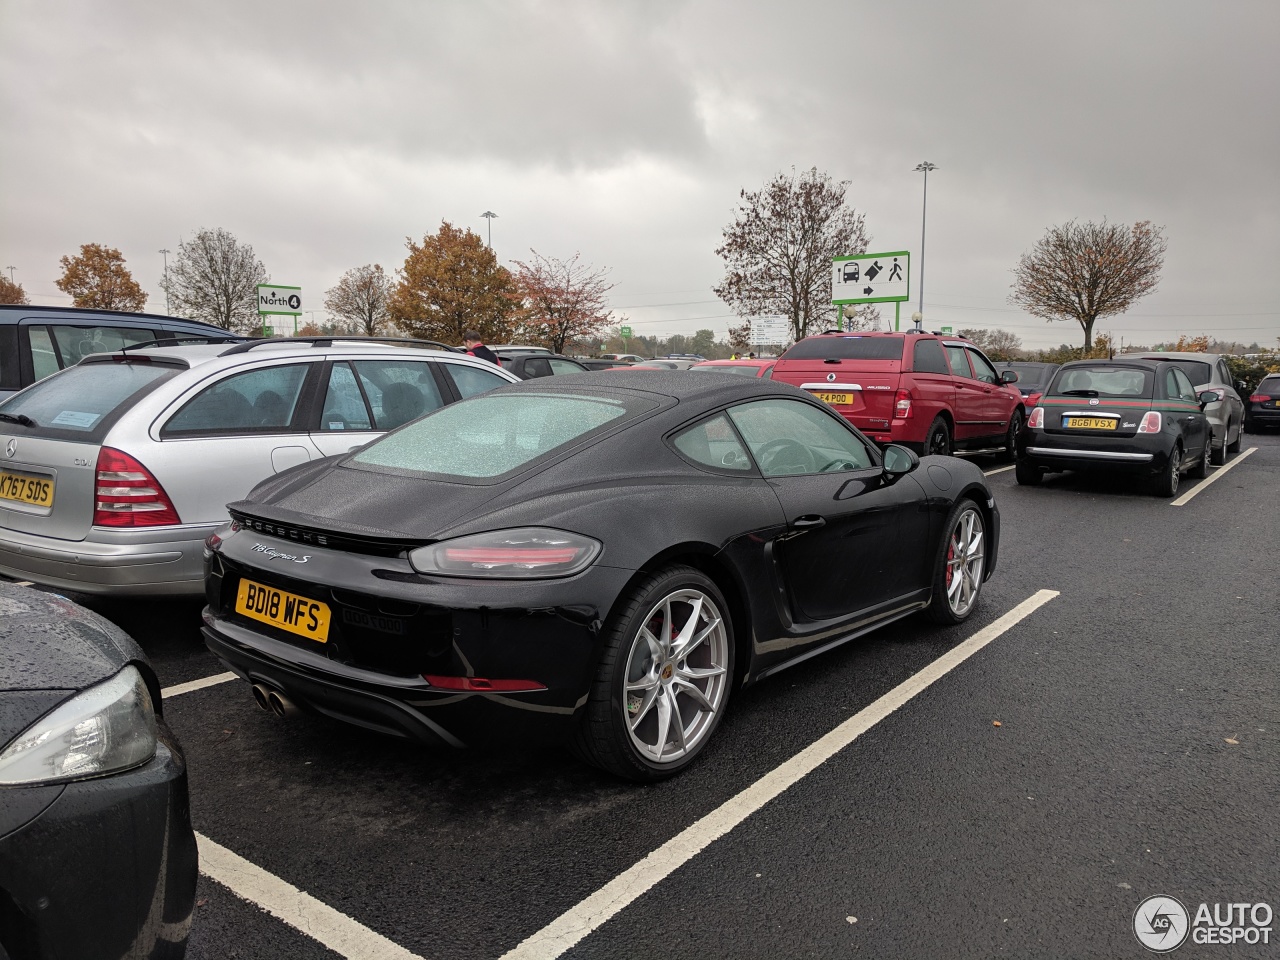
[1258,378,1280,397]
[1161,360,1213,386]
[1050,365,1153,398]
[351,392,648,480]
[0,359,180,442]
[1003,363,1054,388]
[782,336,904,361]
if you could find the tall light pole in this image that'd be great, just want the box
[5,266,14,284]
[913,162,938,329]
[480,211,498,248]
[158,249,171,314]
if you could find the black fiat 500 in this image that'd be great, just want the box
[1015,359,1215,497]
[202,373,999,780]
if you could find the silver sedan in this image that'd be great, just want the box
[0,339,518,595]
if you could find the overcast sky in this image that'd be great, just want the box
[3,0,1278,350]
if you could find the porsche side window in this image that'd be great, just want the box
[672,414,753,472]
[727,399,873,477]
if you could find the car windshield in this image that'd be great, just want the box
[1257,378,1280,397]
[351,392,644,479]
[1050,365,1153,398]
[782,336,904,361]
[1160,360,1213,386]
[692,364,759,376]
[0,359,180,441]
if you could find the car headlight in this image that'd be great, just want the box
[409,527,601,579]
[0,665,158,785]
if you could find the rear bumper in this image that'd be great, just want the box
[0,727,197,960]
[1017,433,1171,474]
[0,523,217,595]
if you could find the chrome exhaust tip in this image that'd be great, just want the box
[250,683,272,712]
[266,689,301,720]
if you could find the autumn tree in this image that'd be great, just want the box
[54,244,148,311]
[959,327,1023,361]
[511,251,614,354]
[161,228,269,333]
[1009,219,1167,351]
[389,222,518,345]
[0,276,29,305]
[324,264,393,336]
[714,168,872,343]
[726,318,752,355]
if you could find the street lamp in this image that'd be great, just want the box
[913,162,938,330]
[158,249,171,314]
[5,266,14,284]
[480,211,498,248]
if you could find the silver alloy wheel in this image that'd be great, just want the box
[943,507,985,617]
[623,588,730,765]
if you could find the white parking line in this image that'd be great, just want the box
[501,588,1060,960]
[161,672,237,699]
[1171,446,1257,506]
[983,465,1015,476]
[197,833,425,960]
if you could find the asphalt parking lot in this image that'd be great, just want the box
[16,432,1280,959]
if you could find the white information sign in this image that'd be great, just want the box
[750,317,790,344]
[257,284,302,316]
[831,251,910,305]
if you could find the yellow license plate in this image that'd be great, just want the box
[235,578,331,642]
[1064,417,1118,430]
[0,469,55,507]
[811,391,853,405]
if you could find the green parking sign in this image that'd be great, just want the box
[940,326,953,334]
[620,326,632,338]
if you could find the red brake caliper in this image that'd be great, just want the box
[945,539,955,587]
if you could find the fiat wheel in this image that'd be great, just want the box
[1154,443,1182,497]
[575,566,733,781]
[1190,439,1211,479]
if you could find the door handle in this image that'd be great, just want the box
[790,515,827,530]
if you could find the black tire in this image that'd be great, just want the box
[1154,443,1182,497]
[926,499,987,625]
[1001,409,1023,462]
[1015,457,1042,486]
[1210,437,1226,466]
[1227,419,1243,452]
[573,565,734,781]
[1190,439,1211,479]
[923,416,952,457]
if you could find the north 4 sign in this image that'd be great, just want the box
[257,284,302,316]
[831,251,909,305]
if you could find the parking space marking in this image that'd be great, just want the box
[161,672,237,699]
[983,465,1015,476]
[197,833,426,960]
[501,589,1060,960]
[1171,446,1257,506]
[13,580,33,586]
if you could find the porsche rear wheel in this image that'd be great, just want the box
[574,566,733,781]
[927,500,986,624]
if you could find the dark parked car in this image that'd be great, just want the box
[495,351,589,379]
[576,358,626,371]
[997,361,1059,408]
[769,331,1024,457]
[1016,359,1215,497]
[0,304,241,400]
[1244,373,1280,432]
[0,582,196,958]
[202,373,999,781]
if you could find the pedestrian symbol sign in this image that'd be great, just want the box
[831,251,910,305]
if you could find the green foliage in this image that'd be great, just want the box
[1226,354,1280,397]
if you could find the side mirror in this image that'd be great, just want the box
[1001,369,1019,384]
[1198,390,1218,406]
[882,443,920,477]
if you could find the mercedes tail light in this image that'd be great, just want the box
[1027,406,1044,429]
[1137,412,1162,434]
[93,448,181,526]
[409,528,601,579]
[893,389,913,419]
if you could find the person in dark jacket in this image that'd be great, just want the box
[463,330,498,365]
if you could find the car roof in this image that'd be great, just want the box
[1058,358,1164,369]
[693,359,771,366]
[81,340,503,372]
[0,303,232,332]
[1130,351,1223,362]
[493,368,802,404]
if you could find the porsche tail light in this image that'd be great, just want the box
[893,389,913,419]
[94,448,181,526]
[1027,406,1044,429]
[423,675,547,693]
[1137,412,1162,434]
[408,528,601,578]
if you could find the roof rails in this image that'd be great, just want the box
[117,335,244,353]
[218,336,462,356]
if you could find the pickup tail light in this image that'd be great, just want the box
[1137,412,1162,434]
[94,448,181,527]
[1027,406,1044,429]
[893,389,912,419]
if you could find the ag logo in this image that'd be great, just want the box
[1134,895,1189,952]
[827,373,837,382]
[1089,398,1100,406]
